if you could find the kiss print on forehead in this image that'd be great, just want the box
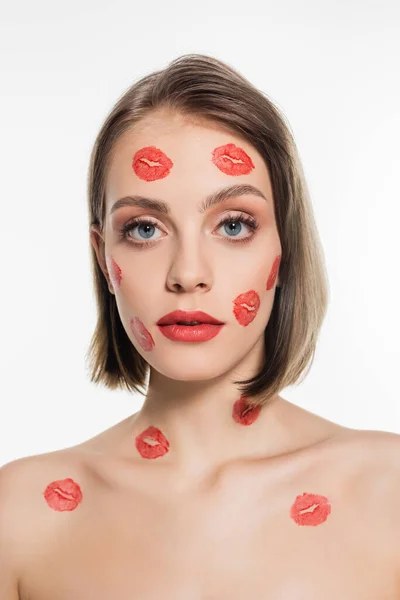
[107,255,122,289]
[212,143,255,176]
[266,255,281,291]
[130,316,155,351]
[135,425,170,459]
[233,289,260,326]
[43,478,83,512]
[232,395,262,425]
[132,146,174,181]
[290,492,332,526]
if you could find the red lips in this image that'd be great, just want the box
[157,310,223,326]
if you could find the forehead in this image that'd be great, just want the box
[105,110,274,213]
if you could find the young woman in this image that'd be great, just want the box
[2,53,400,600]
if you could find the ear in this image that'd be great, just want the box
[89,225,115,295]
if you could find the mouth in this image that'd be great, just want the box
[157,310,224,326]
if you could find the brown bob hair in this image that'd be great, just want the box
[85,53,329,408]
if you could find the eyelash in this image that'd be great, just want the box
[118,212,260,248]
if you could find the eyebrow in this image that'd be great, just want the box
[109,184,268,216]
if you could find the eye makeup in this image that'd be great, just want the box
[117,212,260,248]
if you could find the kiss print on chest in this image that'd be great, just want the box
[132,146,174,181]
[233,289,260,326]
[290,492,332,526]
[212,143,255,176]
[232,395,262,425]
[135,425,170,459]
[107,256,122,289]
[43,477,83,512]
[266,255,281,291]
[130,316,155,351]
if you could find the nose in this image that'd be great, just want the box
[165,239,213,293]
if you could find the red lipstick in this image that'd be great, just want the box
[266,255,281,291]
[290,492,331,526]
[232,396,262,425]
[43,477,83,512]
[157,309,225,342]
[232,290,260,326]
[108,256,122,288]
[212,143,255,176]
[132,146,173,181]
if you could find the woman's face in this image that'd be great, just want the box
[91,110,282,381]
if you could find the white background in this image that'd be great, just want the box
[0,0,399,467]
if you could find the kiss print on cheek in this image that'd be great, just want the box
[130,316,155,351]
[132,146,174,181]
[108,256,122,289]
[43,478,83,512]
[135,425,170,459]
[233,290,260,326]
[290,492,332,526]
[266,255,281,291]
[232,395,262,425]
[212,143,255,176]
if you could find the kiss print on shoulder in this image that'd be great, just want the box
[233,289,260,326]
[212,143,255,176]
[266,255,281,291]
[232,395,262,425]
[132,146,174,181]
[290,492,332,526]
[43,477,83,512]
[130,316,155,351]
[135,425,170,459]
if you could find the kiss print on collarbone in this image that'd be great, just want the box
[130,316,155,351]
[233,289,261,326]
[212,143,255,176]
[132,146,174,181]
[290,492,332,526]
[135,425,170,459]
[43,477,83,512]
[266,255,281,291]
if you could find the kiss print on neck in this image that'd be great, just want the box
[232,395,262,425]
[107,256,122,289]
[135,425,170,459]
[43,478,83,512]
[212,143,255,176]
[132,146,174,181]
[266,255,281,291]
[130,316,155,351]
[290,492,332,526]
[233,289,260,326]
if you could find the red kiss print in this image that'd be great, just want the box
[43,477,83,512]
[108,256,122,289]
[132,146,173,181]
[212,143,255,176]
[135,425,170,459]
[266,255,281,291]
[130,316,155,351]
[232,395,262,425]
[290,492,332,526]
[232,289,260,326]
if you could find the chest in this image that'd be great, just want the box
[21,474,399,600]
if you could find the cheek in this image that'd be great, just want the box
[211,143,255,176]
[135,425,170,459]
[43,478,83,512]
[130,316,155,351]
[232,289,261,326]
[132,146,174,181]
[266,255,281,291]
